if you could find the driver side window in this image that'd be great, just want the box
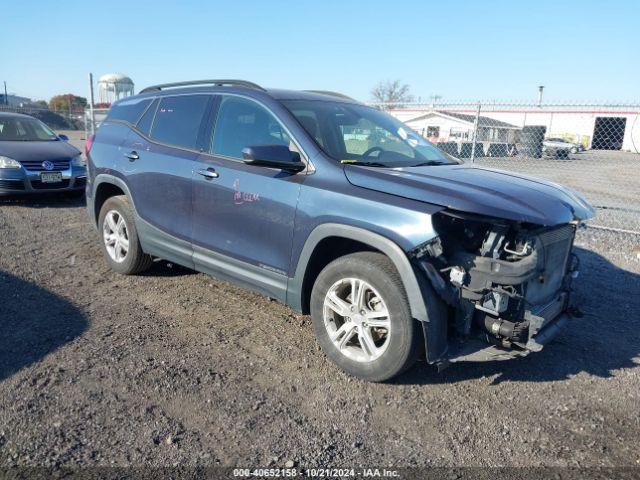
[340,118,415,158]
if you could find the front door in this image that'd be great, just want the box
[191,95,305,301]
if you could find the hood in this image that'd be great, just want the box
[344,164,595,226]
[0,140,80,162]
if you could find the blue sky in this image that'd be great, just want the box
[3,0,638,103]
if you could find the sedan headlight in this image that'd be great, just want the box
[71,155,86,167]
[0,156,21,169]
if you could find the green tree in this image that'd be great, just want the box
[34,100,48,108]
[49,94,87,113]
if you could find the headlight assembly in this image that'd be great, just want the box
[0,156,21,169]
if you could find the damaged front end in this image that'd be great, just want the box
[412,210,582,367]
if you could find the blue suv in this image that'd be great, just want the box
[86,80,595,381]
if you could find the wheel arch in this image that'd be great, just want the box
[90,174,136,227]
[288,223,429,323]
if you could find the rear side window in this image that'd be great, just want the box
[151,95,210,150]
[106,98,152,124]
[136,98,158,137]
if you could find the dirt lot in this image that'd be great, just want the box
[0,190,638,470]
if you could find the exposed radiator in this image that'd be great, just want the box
[525,224,575,305]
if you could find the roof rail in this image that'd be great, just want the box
[140,79,266,94]
[304,90,356,101]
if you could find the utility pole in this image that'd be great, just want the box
[88,73,96,135]
[3,81,7,105]
[470,103,481,163]
[537,85,545,107]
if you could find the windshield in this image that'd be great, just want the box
[282,100,459,167]
[0,117,58,141]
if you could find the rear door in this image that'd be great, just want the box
[191,95,306,301]
[120,94,213,267]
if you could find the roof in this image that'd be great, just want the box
[407,110,519,129]
[267,89,358,103]
[116,82,361,106]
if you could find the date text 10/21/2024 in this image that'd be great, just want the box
[232,468,401,478]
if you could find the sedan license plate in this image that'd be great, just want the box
[40,172,63,183]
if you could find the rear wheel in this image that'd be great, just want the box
[98,195,152,275]
[310,252,421,382]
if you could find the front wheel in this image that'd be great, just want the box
[98,195,153,275]
[310,252,422,382]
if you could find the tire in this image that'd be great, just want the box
[98,195,153,275]
[310,251,422,382]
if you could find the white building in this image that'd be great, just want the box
[404,110,520,143]
[391,105,640,152]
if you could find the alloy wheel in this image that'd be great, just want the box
[322,277,391,363]
[103,210,130,263]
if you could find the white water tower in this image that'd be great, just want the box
[97,73,134,104]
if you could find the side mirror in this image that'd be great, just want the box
[242,145,305,172]
[58,134,69,141]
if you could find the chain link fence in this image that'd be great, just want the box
[4,99,639,235]
[372,101,640,235]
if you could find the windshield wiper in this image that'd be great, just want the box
[410,161,450,167]
[341,160,388,168]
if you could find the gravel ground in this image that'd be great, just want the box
[0,193,638,471]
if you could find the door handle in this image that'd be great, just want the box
[196,168,219,179]
[124,151,139,161]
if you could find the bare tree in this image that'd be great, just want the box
[370,80,414,108]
